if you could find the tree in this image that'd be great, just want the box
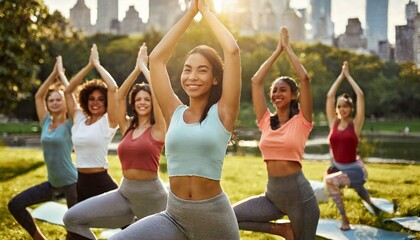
[0,0,71,115]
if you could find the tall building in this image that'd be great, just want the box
[148,0,183,31]
[336,18,368,52]
[365,0,389,53]
[96,0,118,33]
[69,0,93,35]
[309,0,334,45]
[395,0,420,65]
[120,6,144,35]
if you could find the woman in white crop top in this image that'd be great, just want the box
[63,44,118,205]
[62,43,168,239]
[233,27,319,240]
[109,1,241,239]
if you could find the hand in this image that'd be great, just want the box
[198,0,212,13]
[89,44,100,66]
[188,0,199,15]
[56,56,64,73]
[276,28,283,53]
[280,26,290,49]
[137,43,148,70]
[342,61,350,76]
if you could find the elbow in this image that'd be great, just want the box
[107,85,118,93]
[226,44,240,58]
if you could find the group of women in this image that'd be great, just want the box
[8,0,378,239]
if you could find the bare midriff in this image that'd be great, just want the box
[170,176,222,200]
[265,160,302,177]
[77,167,107,174]
[123,169,158,180]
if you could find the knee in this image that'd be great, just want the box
[63,208,79,227]
[8,197,21,215]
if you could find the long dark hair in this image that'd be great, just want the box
[269,76,300,130]
[123,83,154,138]
[187,45,223,123]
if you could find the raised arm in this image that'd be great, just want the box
[35,60,58,124]
[91,44,118,129]
[251,30,283,122]
[326,62,346,129]
[149,0,198,124]
[199,0,241,131]
[344,63,365,136]
[117,45,143,134]
[56,56,69,88]
[65,48,94,121]
[281,27,312,122]
[138,45,166,141]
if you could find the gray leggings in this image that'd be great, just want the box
[110,191,240,240]
[63,177,168,239]
[233,171,320,240]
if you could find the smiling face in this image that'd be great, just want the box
[134,90,152,117]
[47,91,66,114]
[270,79,297,109]
[336,99,352,119]
[88,89,106,117]
[181,53,218,100]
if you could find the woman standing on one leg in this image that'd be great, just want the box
[63,44,119,239]
[233,27,319,240]
[63,43,167,239]
[8,57,77,240]
[110,0,241,239]
[324,61,379,231]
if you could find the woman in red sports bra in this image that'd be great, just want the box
[325,61,380,231]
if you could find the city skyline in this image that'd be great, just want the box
[43,0,419,44]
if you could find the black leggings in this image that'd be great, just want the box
[8,181,77,236]
[76,170,118,203]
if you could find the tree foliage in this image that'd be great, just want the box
[2,3,419,122]
[0,0,76,115]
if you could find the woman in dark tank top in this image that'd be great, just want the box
[325,61,381,231]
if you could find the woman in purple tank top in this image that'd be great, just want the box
[325,61,380,231]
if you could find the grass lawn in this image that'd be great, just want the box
[0,147,419,239]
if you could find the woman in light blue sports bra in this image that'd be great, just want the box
[109,0,242,239]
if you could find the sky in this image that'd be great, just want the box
[43,0,419,44]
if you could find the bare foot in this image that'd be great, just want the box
[271,222,295,240]
[340,216,351,231]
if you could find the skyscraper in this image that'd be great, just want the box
[96,0,118,33]
[309,0,334,45]
[365,0,389,53]
[70,0,93,35]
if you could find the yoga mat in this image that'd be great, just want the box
[363,197,395,214]
[384,217,420,232]
[309,180,329,203]
[31,201,67,226]
[317,218,416,240]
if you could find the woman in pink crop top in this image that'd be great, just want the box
[63,44,168,239]
[233,27,319,240]
[325,61,380,231]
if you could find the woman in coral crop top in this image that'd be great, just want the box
[325,61,380,231]
[233,27,319,240]
[63,44,168,239]
[110,1,241,239]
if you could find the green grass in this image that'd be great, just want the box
[1,119,420,135]
[1,147,419,239]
